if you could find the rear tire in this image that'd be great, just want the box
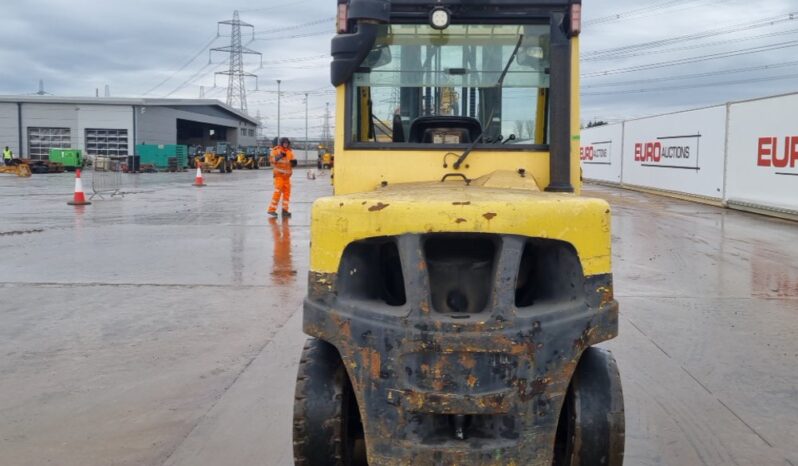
[553,346,625,466]
[293,338,367,466]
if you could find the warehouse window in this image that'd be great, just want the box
[85,129,129,157]
[27,127,71,160]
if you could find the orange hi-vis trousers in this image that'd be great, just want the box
[268,175,291,213]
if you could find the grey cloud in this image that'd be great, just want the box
[1,0,796,135]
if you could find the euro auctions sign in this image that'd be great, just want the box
[633,135,701,170]
[757,136,798,175]
[580,141,611,165]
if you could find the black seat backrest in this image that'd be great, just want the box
[408,116,483,144]
[392,114,405,143]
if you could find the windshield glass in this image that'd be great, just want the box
[349,23,551,146]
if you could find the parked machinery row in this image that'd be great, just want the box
[3,143,278,177]
[189,143,272,173]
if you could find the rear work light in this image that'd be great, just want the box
[337,3,349,33]
[570,3,582,36]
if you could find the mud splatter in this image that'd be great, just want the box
[369,202,390,212]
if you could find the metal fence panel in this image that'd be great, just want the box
[91,156,124,199]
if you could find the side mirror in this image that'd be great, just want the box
[517,31,549,68]
[362,44,392,70]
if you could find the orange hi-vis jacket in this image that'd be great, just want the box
[270,147,294,177]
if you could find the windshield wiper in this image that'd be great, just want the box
[453,35,524,170]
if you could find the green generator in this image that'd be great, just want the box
[48,149,83,170]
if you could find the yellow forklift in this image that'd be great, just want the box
[293,1,624,464]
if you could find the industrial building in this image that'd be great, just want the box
[0,96,259,160]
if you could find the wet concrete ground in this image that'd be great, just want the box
[0,171,796,466]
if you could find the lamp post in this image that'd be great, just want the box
[276,79,282,141]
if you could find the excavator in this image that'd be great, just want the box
[292,1,624,465]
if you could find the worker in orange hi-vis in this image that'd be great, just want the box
[268,137,295,218]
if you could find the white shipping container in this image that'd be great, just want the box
[621,106,727,200]
[725,93,798,215]
[580,123,623,184]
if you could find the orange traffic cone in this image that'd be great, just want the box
[67,169,91,206]
[193,166,205,187]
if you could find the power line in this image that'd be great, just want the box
[253,17,334,36]
[164,61,218,97]
[163,39,265,98]
[583,60,798,88]
[583,12,798,60]
[582,72,798,96]
[252,30,332,42]
[238,0,313,13]
[162,40,266,98]
[259,54,327,65]
[582,39,798,78]
[142,34,219,95]
[585,28,798,62]
[583,0,708,27]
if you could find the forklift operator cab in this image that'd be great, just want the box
[293,1,624,465]
[329,0,577,195]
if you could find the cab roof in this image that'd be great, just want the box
[350,0,580,24]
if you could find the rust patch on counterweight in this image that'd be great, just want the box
[369,202,390,212]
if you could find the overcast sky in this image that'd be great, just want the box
[1,0,797,135]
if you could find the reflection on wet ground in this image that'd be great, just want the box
[584,185,798,466]
[0,172,795,466]
[0,169,332,466]
[269,217,296,285]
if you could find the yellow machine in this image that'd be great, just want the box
[196,144,233,173]
[257,147,271,168]
[317,144,334,169]
[233,149,257,170]
[0,162,32,177]
[292,1,624,465]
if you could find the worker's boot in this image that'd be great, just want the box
[282,210,292,218]
[268,211,278,218]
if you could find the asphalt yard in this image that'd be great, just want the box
[0,170,795,465]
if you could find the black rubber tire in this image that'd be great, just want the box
[553,346,625,466]
[293,338,367,466]
[31,164,49,174]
